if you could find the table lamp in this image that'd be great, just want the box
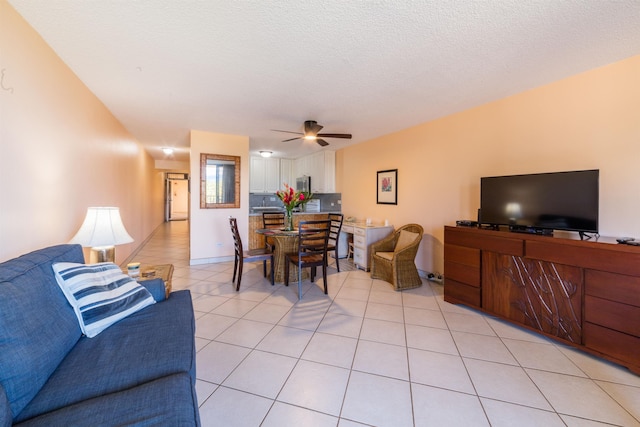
[70,207,134,264]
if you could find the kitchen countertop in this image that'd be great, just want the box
[249,211,341,216]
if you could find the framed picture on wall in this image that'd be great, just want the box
[377,169,398,205]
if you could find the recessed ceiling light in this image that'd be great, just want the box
[259,151,273,158]
[162,148,174,155]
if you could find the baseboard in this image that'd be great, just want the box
[189,256,234,266]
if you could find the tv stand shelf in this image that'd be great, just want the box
[444,225,640,374]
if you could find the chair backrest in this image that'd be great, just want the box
[298,219,331,256]
[327,213,343,245]
[229,217,243,255]
[393,223,424,251]
[263,212,285,229]
[396,223,423,236]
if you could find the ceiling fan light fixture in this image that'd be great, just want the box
[273,120,352,147]
[259,150,273,158]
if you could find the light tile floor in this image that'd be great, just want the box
[131,221,640,427]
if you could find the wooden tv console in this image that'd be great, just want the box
[444,225,640,374]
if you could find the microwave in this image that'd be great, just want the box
[296,176,311,192]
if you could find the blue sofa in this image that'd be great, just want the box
[0,244,200,426]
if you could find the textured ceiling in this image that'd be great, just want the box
[8,0,640,162]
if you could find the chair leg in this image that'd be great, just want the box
[232,255,238,284]
[236,257,243,292]
[334,248,340,272]
[322,261,328,294]
[269,256,274,286]
[263,260,267,277]
[284,258,290,287]
[298,261,303,300]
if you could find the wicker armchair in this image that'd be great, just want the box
[370,223,423,291]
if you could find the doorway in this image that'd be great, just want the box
[165,173,189,221]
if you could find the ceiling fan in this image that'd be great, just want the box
[273,120,352,147]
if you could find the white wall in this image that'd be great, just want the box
[189,130,249,264]
[155,159,190,171]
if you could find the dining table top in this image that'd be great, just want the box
[255,228,299,236]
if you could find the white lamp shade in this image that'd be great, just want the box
[70,207,134,248]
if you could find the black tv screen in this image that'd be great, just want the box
[480,170,599,234]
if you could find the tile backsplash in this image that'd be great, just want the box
[249,193,341,213]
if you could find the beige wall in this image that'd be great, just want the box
[339,55,640,275]
[189,130,249,264]
[0,0,165,263]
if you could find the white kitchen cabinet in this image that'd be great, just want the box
[280,158,293,188]
[308,152,323,192]
[294,151,336,193]
[264,158,280,192]
[250,157,280,193]
[250,157,265,193]
[320,151,335,192]
[351,225,394,271]
[293,156,308,180]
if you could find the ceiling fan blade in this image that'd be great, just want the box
[316,139,330,147]
[317,133,352,139]
[282,136,302,142]
[272,129,303,135]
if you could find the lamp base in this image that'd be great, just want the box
[89,246,116,264]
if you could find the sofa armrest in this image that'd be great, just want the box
[139,278,167,302]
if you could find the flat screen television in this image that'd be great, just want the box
[480,169,599,235]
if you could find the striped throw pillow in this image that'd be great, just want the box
[52,262,155,338]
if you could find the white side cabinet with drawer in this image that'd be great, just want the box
[352,225,393,271]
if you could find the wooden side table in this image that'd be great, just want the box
[124,264,174,298]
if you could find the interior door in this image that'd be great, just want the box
[165,173,189,221]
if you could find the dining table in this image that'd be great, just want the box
[255,228,309,283]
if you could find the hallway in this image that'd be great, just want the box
[131,221,640,427]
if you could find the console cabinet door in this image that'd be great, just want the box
[482,252,583,344]
[443,244,481,307]
[584,270,640,366]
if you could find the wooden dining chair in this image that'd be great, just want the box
[326,213,344,271]
[229,217,274,291]
[284,219,331,299]
[262,212,285,252]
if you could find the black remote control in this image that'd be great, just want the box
[616,237,635,244]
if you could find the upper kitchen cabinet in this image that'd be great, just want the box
[280,158,293,189]
[294,156,309,180]
[294,151,336,193]
[250,157,280,193]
